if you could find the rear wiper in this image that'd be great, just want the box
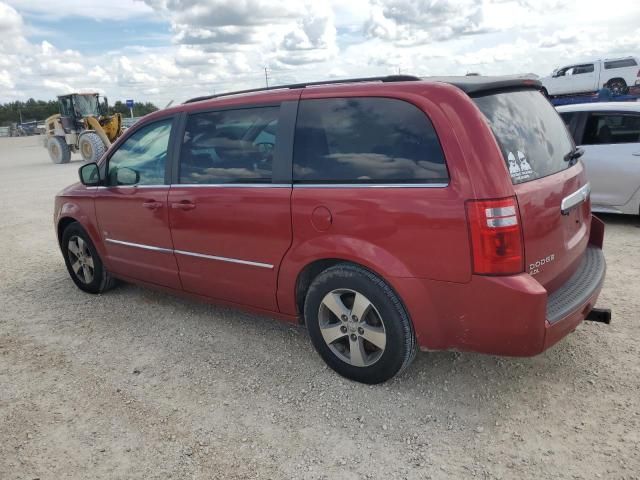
[564,147,584,165]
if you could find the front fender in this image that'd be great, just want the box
[55,193,106,264]
[276,234,415,316]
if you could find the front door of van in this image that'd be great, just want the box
[168,104,294,311]
[94,117,181,289]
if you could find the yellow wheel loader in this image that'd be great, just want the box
[44,93,123,164]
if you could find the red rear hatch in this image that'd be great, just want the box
[474,89,591,292]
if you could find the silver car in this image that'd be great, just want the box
[557,102,640,215]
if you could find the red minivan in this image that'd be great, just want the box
[55,75,606,383]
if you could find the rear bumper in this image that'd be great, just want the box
[542,246,605,351]
[392,244,605,357]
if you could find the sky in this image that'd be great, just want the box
[1,0,639,105]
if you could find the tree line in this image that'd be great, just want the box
[0,98,159,126]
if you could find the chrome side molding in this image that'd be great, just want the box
[105,238,173,253]
[105,238,273,269]
[174,250,273,269]
[561,183,591,216]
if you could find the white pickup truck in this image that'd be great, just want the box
[541,56,639,97]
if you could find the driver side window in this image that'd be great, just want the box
[107,118,173,186]
[179,106,280,184]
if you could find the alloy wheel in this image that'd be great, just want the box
[318,289,386,367]
[67,235,95,284]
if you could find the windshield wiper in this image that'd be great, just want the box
[564,147,584,165]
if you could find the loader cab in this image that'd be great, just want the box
[58,93,102,121]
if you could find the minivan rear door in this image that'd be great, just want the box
[474,90,592,293]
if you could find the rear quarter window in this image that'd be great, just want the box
[474,90,575,184]
[293,97,448,184]
[604,58,638,69]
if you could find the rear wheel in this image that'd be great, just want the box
[79,132,106,163]
[304,263,417,384]
[606,78,628,95]
[48,136,71,164]
[61,222,116,294]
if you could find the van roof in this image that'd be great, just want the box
[184,74,542,105]
[425,75,541,95]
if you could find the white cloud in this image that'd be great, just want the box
[3,0,153,20]
[0,69,14,88]
[0,0,639,104]
[365,0,486,44]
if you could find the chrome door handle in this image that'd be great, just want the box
[142,200,162,210]
[171,201,196,211]
[632,152,640,156]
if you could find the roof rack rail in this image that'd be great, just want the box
[184,75,421,104]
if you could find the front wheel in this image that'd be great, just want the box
[61,222,116,294]
[304,263,417,384]
[79,132,106,163]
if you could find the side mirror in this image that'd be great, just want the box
[115,167,140,186]
[79,162,101,186]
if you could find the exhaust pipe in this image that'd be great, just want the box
[585,308,611,324]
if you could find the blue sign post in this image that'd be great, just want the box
[125,99,134,118]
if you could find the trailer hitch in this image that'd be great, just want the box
[585,308,611,324]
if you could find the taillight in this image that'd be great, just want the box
[465,197,524,275]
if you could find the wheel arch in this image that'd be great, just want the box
[57,216,78,247]
[606,76,627,85]
[56,209,108,266]
[292,257,414,332]
[278,235,417,319]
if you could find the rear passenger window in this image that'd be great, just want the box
[293,98,448,184]
[180,106,279,184]
[604,58,638,69]
[582,114,640,145]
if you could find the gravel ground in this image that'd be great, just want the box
[1,135,639,480]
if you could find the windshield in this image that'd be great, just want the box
[73,95,100,117]
[473,89,575,184]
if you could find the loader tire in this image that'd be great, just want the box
[79,132,106,163]
[48,136,71,164]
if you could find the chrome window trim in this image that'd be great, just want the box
[92,183,449,189]
[292,182,449,188]
[89,185,170,190]
[105,238,173,253]
[104,238,273,269]
[173,183,290,188]
[174,250,273,269]
[561,183,591,215]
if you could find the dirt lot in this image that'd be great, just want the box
[1,135,639,480]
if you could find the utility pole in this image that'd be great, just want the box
[264,67,270,88]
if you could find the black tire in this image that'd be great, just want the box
[48,136,71,164]
[304,263,417,384]
[61,222,117,294]
[606,78,628,95]
[79,132,106,163]
[541,87,549,98]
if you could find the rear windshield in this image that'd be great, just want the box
[474,90,575,184]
